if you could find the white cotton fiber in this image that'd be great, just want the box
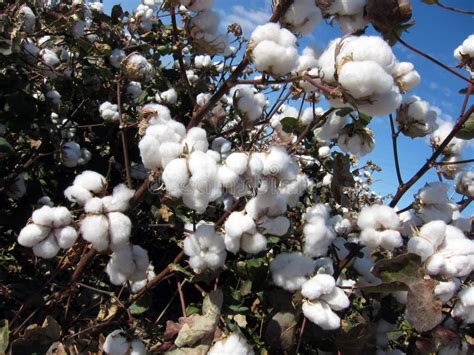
[302,301,341,330]
[103,330,129,355]
[54,226,78,249]
[17,224,50,247]
[452,287,474,324]
[163,158,189,198]
[32,205,55,226]
[108,212,132,251]
[80,214,110,252]
[270,252,315,291]
[241,232,267,254]
[183,127,209,152]
[32,234,60,259]
[208,333,254,355]
[225,152,249,175]
[281,0,322,35]
[301,274,336,300]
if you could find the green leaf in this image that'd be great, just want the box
[358,112,373,127]
[185,304,200,316]
[455,113,474,140]
[0,319,8,354]
[129,294,152,315]
[0,137,14,158]
[280,117,298,133]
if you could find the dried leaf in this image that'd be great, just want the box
[0,319,8,354]
[264,312,297,351]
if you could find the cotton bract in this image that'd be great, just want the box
[183,223,227,272]
[301,274,350,330]
[357,204,402,250]
[17,206,78,259]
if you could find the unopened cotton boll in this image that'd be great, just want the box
[109,48,126,68]
[208,333,254,355]
[99,101,120,122]
[357,204,402,250]
[281,0,322,35]
[452,287,474,324]
[183,224,227,272]
[270,252,314,291]
[19,6,36,33]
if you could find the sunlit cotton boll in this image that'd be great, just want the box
[303,204,337,257]
[250,23,299,77]
[357,204,402,250]
[109,48,126,68]
[452,287,474,324]
[183,223,227,272]
[431,121,465,156]
[281,0,322,35]
[122,53,154,81]
[337,126,375,157]
[208,333,255,355]
[64,170,107,206]
[106,245,150,286]
[270,252,315,291]
[396,96,438,138]
[179,0,214,12]
[231,85,267,123]
[393,62,421,93]
[99,102,120,122]
[414,182,457,223]
[156,88,178,105]
[435,278,460,304]
[103,330,147,355]
[454,34,474,60]
[455,171,474,197]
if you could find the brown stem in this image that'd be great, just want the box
[394,33,473,85]
[334,245,364,279]
[71,248,98,284]
[459,197,473,212]
[170,6,196,106]
[434,0,474,15]
[389,114,404,186]
[116,80,133,188]
[176,274,187,317]
[186,0,295,130]
[296,316,307,354]
[303,74,338,96]
[390,86,474,207]
[434,158,474,166]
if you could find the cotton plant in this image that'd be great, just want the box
[407,220,474,277]
[17,206,78,259]
[317,35,419,116]
[301,274,350,330]
[80,184,135,252]
[103,330,147,355]
[208,333,255,355]
[249,23,299,77]
[396,96,438,138]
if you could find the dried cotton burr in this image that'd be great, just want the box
[17,206,78,259]
[122,53,154,81]
[80,184,135,252]
[301,274,350,330]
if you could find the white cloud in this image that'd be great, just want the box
[218,3,272,36]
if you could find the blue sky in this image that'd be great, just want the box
[101,0,473,212]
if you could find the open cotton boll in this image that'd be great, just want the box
[183,127,209,152]
[180,0,214,12]
[279,173,311,207]
[453,34,474,60]
[258,216,290,236]
[336,12,368,33]
[301,274,336,300]
[122,53,154,81]
[435,278,460,304]
[18,224,51,248]
[314,110,348,142]
[32,205,56,226]
[103,330,129,355]
[415,182,456,223]
[302,300,341,330]
[108,212,132,250]
[103,184,135,212]
[304,216,336,257]
[262,146,292,177]
[393,62,421,93]
[54,226,78,249]
[407,220,446,261]
[357,205,402,250]
[431,121,465,156]
[231,85,267,122]
[99,102,120,122]
[80,214,110,251]
[300,107,317,126]
[270,252,315,291]
[218,165,240,189]
[208,333,254,355]
[183,224,226,272]
[326,0,367,16]
[455,171,474,197]
[225,152,248,175]
[141,103,173,125]
[337,126,375,157]
[281,0,322,35]
[452,287,474,324]
[156,88,178,105]
[32,234,60,259]
[396,96,438,138]
[194,54,212,68]
[72,170,107,194]
[109,48,125,68]
[241,232,267,254]
[40,48,60,67]
[224,211,256,240]
[163,158,189,198]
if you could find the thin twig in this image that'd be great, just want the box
[117,79,133,188]
[296,316,307,354]
[434,0,474,15]
[176,274,187,317]
[434,158,474,166]
[389,114,404,186]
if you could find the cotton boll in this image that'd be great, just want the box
[279,173,311,207]
[122,53,154,82]
[54,226,78,249]
[455,171,474,197]
[129,339,147,355]
[358,204,401,231]
[109,48,126,68]
[251,40,299,77]
[301,274,336,300]
[378,230,403,250]
[19,6,36,33]
[208,333,254,355]
[40,48,60,67]
[32,205,55,226]
[103,330,129,355]
[407,237,435,261]
[302,301,341,330]
[453,34,474,60]
[435,279,460,304]
[452,287,474,324]
[163,158,189,198]
[156,88,178,105]
[241,232,267,254]
[431,121,465,156]
[73,170,107,194]
[32,234,60,259]
[247,153,264,177]
[281,0,323,35]
[314,110,348,142]
[327,0,367,16]
[224,212,256,239]
[211,137,232,159]
[64,185,93,206]
[304,216,336,257]
[108,212,132,251]
[262,146,291,177]
[318,146,331,158]
[225,152,248,175]
[397,96,438,138]
[18,224,50,247]
[259,216,290,236]
[194,54,212,68]
[339,61,393,99]
[321,286,350,310]
[270,252,315,291]
[141,103,173,125]
[80,215,110,252]
[218,165,240,189]
[52,207,72,227]
[100,101,120,122]
[393,62,420,92]
[183,127,209,152]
